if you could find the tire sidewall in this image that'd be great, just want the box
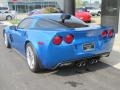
[4,33,11,48]
[26,43,40,73]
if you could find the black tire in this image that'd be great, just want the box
[97,12,101,16]
[4,33,11,48]
[26,43,41,73]
[6,16,12,20]
[92,14,95,16]
[86,20,91,23]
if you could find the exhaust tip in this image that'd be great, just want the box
[89,59,99,64]
[94,60,98,63]
[77,61,86,67]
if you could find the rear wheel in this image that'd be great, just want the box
[6,16,12,20]
[26,43,41,73]
[4,33,11,48]
[92,14,95,16]
[97,12,101,16]
[86,20,91,23]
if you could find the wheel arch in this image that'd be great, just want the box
[3,29,5,37]
[25,40,44,70]
[24,40,31,51]
[6,15,12,20]
[24,40,38,54]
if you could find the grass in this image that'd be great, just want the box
[8,19,20,25]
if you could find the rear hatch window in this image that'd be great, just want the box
[34,16,88,30]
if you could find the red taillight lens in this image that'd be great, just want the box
[108,30,114,37]
[64,34,74,44]
[53,36,62,45]
[102,31,107,38]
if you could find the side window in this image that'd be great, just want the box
[35,20,56,28]
[17,18,33,29]
[4,11,9,13]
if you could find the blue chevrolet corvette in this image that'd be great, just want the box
[3,13,115,73]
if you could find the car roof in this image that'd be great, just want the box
[28,13,63,19]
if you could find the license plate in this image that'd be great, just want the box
[83,43,94,51]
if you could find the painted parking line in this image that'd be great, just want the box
[111,48,120,70]
[2,21,12,26]
[113,63,120,70]
[0,22,3,24]
[102,49,120,70]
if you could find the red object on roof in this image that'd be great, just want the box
[75,10,91,23]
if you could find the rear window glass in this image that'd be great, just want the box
[56,16,88,28]
[0,7,8,10]
[34,16,88,29]
[34,19,67,29]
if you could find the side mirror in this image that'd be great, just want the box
[61,14,71,20]
[10,25,17,31]
[61,14,71,23]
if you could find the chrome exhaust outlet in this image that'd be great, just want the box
[89,59,98,64]
[77,61,86,67]
[81,61,86,66]
[94,59,98,63]
[89,60,94,64]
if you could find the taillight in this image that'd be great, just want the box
[102,31,107,38]
[64,34,74,44]
[53,36,62,45]
[108,30,114,37]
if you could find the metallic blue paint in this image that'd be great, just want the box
[4,14,115,69]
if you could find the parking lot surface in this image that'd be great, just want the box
[0,25,120,90]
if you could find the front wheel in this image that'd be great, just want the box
[26,43,41,73]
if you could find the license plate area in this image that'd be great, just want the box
[83,43,95,51]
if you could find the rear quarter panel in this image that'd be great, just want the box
[42,25,115,68]
[26,30,59,64]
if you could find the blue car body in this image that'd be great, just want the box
[4,14,115,69]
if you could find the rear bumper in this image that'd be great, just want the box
[52,52,110,69]
[39,44,113,69]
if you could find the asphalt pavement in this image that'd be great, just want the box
[0,25,120,90]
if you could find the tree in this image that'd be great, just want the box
[93,1,101,8]
[82,1,89,6]
[94,1,100,5]
[76,0,83,8]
